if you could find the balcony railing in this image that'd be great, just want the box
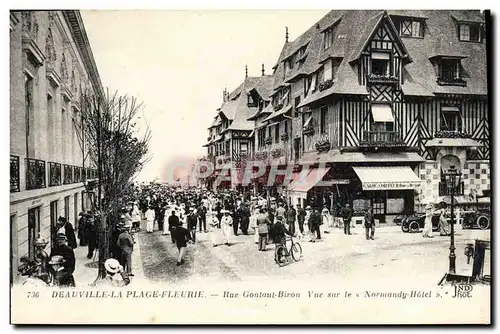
[10,155,20,192]
[25,158,46,190]
[439,181,465,196]
[359,131,406,147]
[49,162,62,187]
[63,164,74,185]
[437,77,467,87]
[367,74,399,84]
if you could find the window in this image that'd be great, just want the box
[372,59,389,76]
[275,124,280,142]
[247,94,254,106]
[268,126,272,140]
[240,142,248,154]
[324,59,333,81]
[288,55,295,70]
[27,207,41,258]
[292,96,301,117]
[459,23,481,42]
[311,74,318,93]
[400,19,424,37]
[324,28,333,49]
[320,106,328,134]
[440,58,461,82]
[25,74,34,156]
[440,106,462,131]
[258,129,265,149]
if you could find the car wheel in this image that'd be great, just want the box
[476,215,490,230]
[409,221,420,233]
[401,222,409,233]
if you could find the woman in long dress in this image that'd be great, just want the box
[422,203,435,238]
[220,210,233,246]
[250,205,259,244]
[162,205,172,235]
[208,211,223,247]
[322,207,333,234]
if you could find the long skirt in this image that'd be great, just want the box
[221,224,232,244]
[146,220,154,233]
[210,227,224,246]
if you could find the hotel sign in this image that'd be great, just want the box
[362,181,421,190]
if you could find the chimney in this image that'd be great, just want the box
[285,26,289,43]
[223,88,227,102]
[245,65,248,78]
[261,64,265,76]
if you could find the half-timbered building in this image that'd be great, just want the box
[203,10,489,224]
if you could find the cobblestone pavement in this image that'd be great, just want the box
[137,225,490,287]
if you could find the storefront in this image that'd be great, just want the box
[350,166,422,223]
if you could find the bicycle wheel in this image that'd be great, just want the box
[274,245,287,267]
[291,242,302,261]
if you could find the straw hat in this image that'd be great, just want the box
[48,255,66,265]
[104,258,121,274]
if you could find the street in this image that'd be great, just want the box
[137,224,491,287]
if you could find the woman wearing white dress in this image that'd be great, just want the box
[322,207,333,234]
[250,206,259,244]
[145,206,155,233]
[162,205,172,235]
[208,211,223,247]
[422,203,436,238]
[220,210,233,246]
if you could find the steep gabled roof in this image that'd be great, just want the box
[285,10,487,101]
[349,11,411,63]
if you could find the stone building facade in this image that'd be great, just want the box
[9,10,101,283]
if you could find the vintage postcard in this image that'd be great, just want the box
[9,9,491,324]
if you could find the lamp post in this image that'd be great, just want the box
[443,165,461,275]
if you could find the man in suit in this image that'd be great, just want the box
[342,203,353,235]
[168,210,181,244]
[364,207,375,240]
[296,204,306,234]
[286,205,297,236]
[56,216,77,249]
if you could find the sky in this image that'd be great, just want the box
[80,10,329,182]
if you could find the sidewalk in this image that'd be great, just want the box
[72,233,145,287]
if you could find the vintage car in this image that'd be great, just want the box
[401,212,440,233]
[461,209,491,230]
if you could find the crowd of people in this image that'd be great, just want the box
[131,183,380,267]
[18,182,389,288]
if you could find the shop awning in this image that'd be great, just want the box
[353,166,421,190]
[371,104,394,122]
[287,166,331,193]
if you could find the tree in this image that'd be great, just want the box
[73,88,151,279]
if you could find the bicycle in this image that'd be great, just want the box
[274,236,302,267]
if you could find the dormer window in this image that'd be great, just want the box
[400,19,424,38]
[323,27,333,50]
[459,23,482,42]
[436,57,467,86]
[371,52,390,76]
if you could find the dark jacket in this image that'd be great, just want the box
[172,226,191,248]
[117,231,134,254]
[62,223,77,249]
[168,214,180,230]
[50,245,76,274]
[274,221,292,244]
[297,208,306,222]
[308,211,322,228]
[286,208,296,222]
[341,207,353,221]
[364,211,375,227]
[187,213,198,230]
